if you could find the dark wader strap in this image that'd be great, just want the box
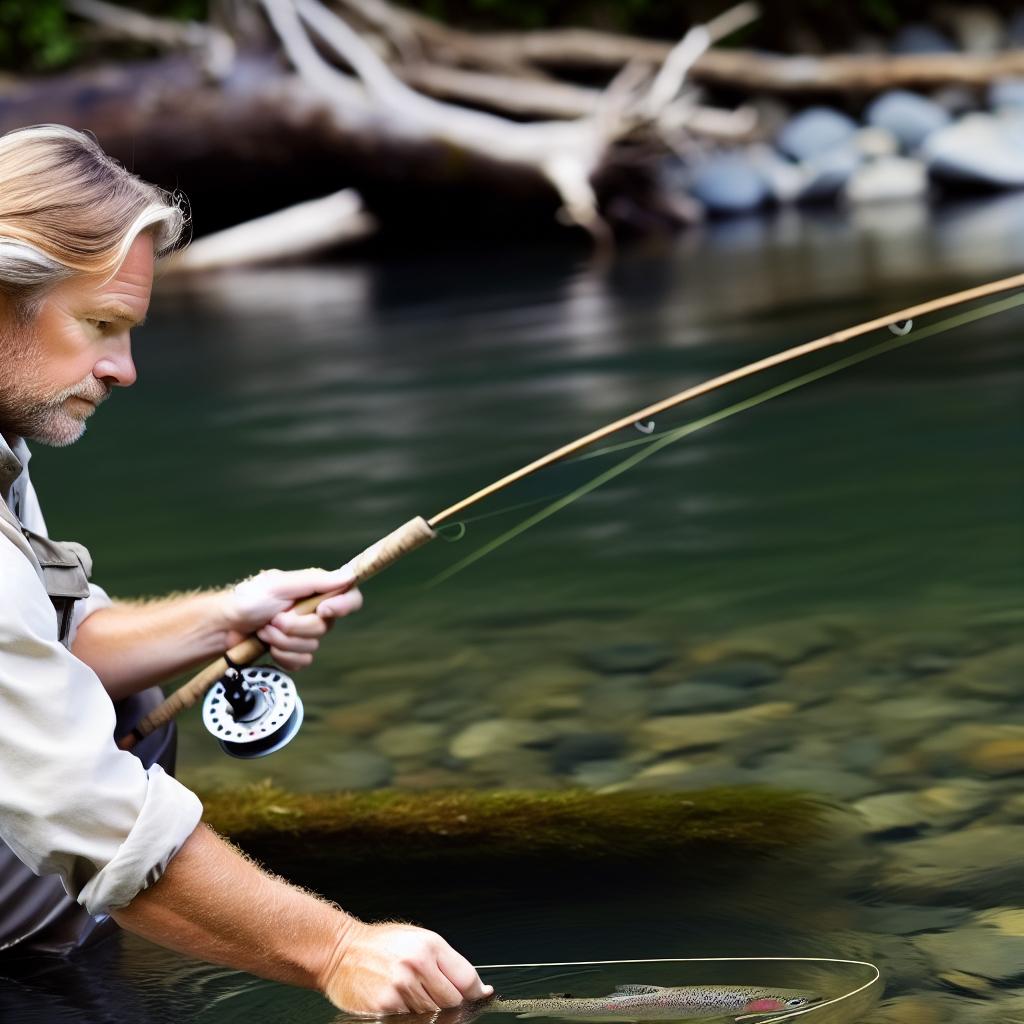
[0,495,92,650]
[22,533,93,649]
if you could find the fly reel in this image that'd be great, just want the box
[201,664,304,759]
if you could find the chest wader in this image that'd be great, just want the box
[0,498,179,956]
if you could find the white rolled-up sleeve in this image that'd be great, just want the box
[0,536,203,915]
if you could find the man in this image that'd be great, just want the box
[0,124,492,1013]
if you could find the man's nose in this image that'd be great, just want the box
[93,333,137,388]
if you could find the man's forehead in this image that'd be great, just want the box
[72,237,155,323]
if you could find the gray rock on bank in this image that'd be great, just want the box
[845,156,928,203]
[777,107,859,161]
[690,152,771,214]
[989,78,1024,111]
[866,91,951,151]
[923,114,1024,187]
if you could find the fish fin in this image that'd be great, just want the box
[612,985,665,995]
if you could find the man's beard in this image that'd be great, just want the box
[0,326,110,447]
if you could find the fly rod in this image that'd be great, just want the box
[118,269,1024,755]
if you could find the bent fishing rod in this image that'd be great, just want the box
[118,269,1024,757]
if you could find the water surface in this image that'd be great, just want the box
[23,195,1024,1022]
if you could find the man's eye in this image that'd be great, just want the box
[87,319,109,330]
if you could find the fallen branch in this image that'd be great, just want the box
[330,0,548,79]
[266,0,610,244]
[398,63,756,139]
[427,25,1024,92]
[263,0,758,246]
[692,48,1024,92]
[165,188,376,271]
[66,0,237,79]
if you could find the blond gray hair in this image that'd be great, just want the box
[0,124,189,323]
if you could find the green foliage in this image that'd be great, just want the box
[0,0,210,73]
[0,0,79,71]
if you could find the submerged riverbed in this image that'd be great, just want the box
[22,194,1024,1023]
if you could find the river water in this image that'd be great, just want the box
[17,194,1024,1022]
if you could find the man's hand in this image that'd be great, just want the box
[322,920,494,1014]
[223,566,364,671]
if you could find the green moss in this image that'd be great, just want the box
[200,783,828,873]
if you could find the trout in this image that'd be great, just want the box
[489,983,821,1020]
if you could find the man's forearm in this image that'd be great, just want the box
[71,591,234,701]
[111,823,347,992]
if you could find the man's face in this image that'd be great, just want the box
[0,232,154,447]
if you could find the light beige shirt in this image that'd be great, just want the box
[0,434,202,915]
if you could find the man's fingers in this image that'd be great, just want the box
[269,649,314,671]
[269,610,330,637]
[257,623,319,653]
[268,565,355,600]
[404,979,440,1015]
[436,945,494,1001]
[420,965,465,1010]
[316,588,363,619]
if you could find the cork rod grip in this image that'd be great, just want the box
[118,517,436,749]
[289,515,437,616]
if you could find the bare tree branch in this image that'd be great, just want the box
[65,0,237,79]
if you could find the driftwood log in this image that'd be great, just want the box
[409,27,1024,93]
[1,0,758,255]
[2,0,1020,260]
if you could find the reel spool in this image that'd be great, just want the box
[201,665,304,759]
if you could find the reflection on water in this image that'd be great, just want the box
[22,196,1024,1022]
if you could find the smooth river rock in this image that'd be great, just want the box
[650,681,750,714]
[690,152,770,214]
[882,825,1024,904]
[845,156,928,203]
[582,642,673,675]
[976,907,1024,936]
[372,722,446,759]
[569,758,635,788]
[636,702,795,753]
[691,619,839,665]
[942,643,1024,698]
[549,731,626,773]
[797,145,863,201]
[449,718,559,760]
[776,107,859,161]
[313,750,394,791]
[989,78,1024,111]
[914,925,1024,981]
[923,114,1024,188]
[854,781,993,836]
[691,658,781,688]
[866,91,951,151]
[913,723,1024,775]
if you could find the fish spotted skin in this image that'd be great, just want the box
[490,983,822,1020]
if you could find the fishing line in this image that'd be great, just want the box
[426,289,1024,586]
[436,497,567,542]
[471,956,881,1024]
[123,275,1024,749]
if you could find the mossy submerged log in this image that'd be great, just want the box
[200,784,830,880]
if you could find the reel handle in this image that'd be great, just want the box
[118,516,436,750]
